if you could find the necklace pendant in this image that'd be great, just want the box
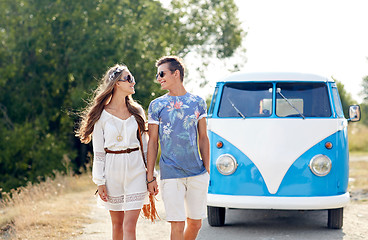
[117,135,123,142]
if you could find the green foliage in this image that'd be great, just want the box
[360,103,368,126]
[0,122,72,192]
[170,0,243,58]
[0,0,244,192]
[334,79,356,118]
[360,75,368,126]
[339,74,368,126]
[334,79,367,152]
[363,75,368,102]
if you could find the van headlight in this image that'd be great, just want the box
[309,154,332,176]
[216,154,238,175]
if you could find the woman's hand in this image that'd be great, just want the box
[98,185,108,202]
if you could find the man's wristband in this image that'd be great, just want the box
[146,177,156,184]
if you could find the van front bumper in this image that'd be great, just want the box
[207,192,350,210]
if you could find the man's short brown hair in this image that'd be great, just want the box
[156,56,185,82]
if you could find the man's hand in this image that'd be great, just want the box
[147,178,159,196]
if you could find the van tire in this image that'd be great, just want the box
[207,206,225,226]
[328,208,343,229]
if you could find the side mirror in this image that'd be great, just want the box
[348,105,361,122]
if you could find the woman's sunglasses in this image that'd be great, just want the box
[118,74,135,83]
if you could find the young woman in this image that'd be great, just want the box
[76,64,150,240]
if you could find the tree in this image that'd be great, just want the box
[363,75,368,102]
[0,0,244,192]
[334,79,356,118]
[360,75,368,125]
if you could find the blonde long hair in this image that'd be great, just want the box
[76,64,146,144]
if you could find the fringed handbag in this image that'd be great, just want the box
[137,124,160,222]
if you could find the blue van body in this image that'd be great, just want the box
[206,72,360,229]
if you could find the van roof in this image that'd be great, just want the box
[221,72,334,82]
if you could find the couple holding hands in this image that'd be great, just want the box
[76,56,210,240]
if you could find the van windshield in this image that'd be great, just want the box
[218,82,273,118]
[276,82,331,117]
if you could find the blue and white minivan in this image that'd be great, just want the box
[206,72,361,229]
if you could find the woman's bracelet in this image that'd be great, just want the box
[146,177,156,184]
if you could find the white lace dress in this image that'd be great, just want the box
[92,110,148,211]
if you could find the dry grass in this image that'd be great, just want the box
[348,123,368,152]
[349,160,368,203]
[349,161,368,189]
[0,172,96,239]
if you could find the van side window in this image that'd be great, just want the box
[276,82,331,117]
[331,86,344,118]
[218,83,273,118]
[208,87,219,117]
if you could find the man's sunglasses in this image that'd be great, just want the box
[118,74,135,83]
[156,70,170,79]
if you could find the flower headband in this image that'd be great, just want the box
[109,66,125,81]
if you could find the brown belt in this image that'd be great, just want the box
[104,147,139,154]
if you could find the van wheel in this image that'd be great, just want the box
[207,206,225,226]
[328,208,343,229]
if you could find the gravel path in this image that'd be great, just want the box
[73,180,170,240]
[350,154,368,162]
[74,197,368,240]
[75,159,368,240]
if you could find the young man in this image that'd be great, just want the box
[146,56,210,240]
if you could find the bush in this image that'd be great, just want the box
[0,122,76,193]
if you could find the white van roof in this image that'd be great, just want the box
[222,72,334,82]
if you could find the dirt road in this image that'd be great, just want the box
[73,190,170,240]
[198,203,368,240]
[74,186,368,239]
[74,156,368,239]
[74,195,368,240]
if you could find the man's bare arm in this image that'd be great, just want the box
[147,123,159,195]
[198,117,210,173]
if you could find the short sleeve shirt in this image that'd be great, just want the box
[148,92,207,179]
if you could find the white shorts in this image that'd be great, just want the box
[160,172,210,222]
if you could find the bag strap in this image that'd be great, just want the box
[137,124,147,168]
[137,122,160,222]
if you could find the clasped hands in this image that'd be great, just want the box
[147,175,159,196]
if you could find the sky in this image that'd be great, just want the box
[185,0,368,103]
